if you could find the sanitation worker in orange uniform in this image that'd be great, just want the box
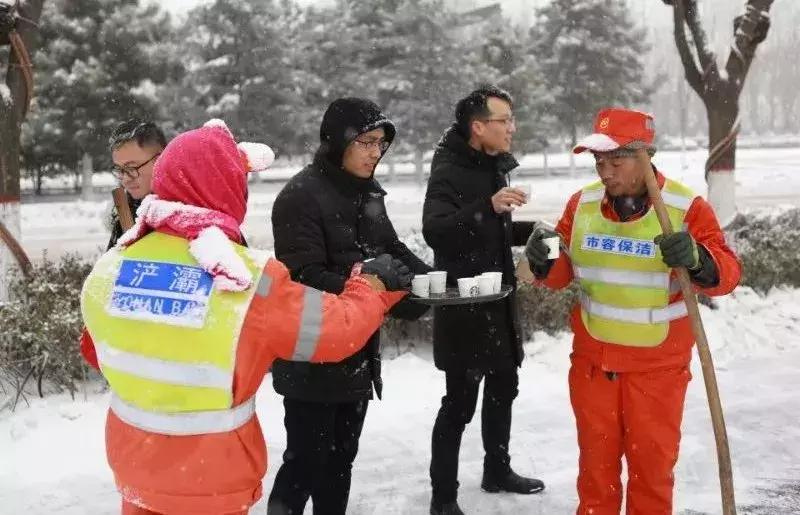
[525,108,741,514]
[80,119,412,514]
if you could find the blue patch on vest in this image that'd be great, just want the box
[107,259,214,328]
[581,234,656,259]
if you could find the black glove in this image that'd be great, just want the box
[655,231,700,269]
[525,227,559,278]
[361,254,412,291]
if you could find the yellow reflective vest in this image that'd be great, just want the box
[569,179,696,347]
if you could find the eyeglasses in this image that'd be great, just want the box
[352,138,390,152]
[111,152,160,180]
[481,116,516,128]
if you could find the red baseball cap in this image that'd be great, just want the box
[573,108,655,154]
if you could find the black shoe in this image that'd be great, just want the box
[481,470,545,494]
[430,499,465,515]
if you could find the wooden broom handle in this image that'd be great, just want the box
[112,187,135,231]
[640,152,737,515]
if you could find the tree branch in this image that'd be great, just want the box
[681,0,718,80]
[725,0,774,93]
[672,0,704,95]
[6,0,45,123]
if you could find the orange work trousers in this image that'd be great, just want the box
[568,353,691,515]
[122,501,247,515]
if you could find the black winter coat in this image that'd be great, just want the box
[271,156,431,402]
[422,126,534,371]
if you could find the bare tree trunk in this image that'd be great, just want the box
[414,146,424,187]
[705,100,740,226]
[81,152,93,201]
[542,145,549,176]
[678,75,688,170]
[665,0,773,227]
[569,123,577,175]
[1,0,46,300]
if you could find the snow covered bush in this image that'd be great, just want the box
[0,254,92,406]
[515,282,578,337]
[729,208,800,294]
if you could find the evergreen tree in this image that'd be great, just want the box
[530,0,650,154]
[24,0,175,182]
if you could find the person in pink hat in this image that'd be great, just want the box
[526,108,741,514]
[79,119,413,514]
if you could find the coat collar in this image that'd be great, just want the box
[313,155,386,197]
[437,124,519,175]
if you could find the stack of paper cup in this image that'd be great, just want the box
[428,271,447,294]
[412,274,430,298]
[480,272,503,294]
[477,275,494,296]
[457,277,479,297]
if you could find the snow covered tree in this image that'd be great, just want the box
[0,0,45,300]
[479,32,557,155]
[303,0,497,179]
[24,0,175,190]
[168,0,312,156]
[660,0,774,227]
[530,0,650,167]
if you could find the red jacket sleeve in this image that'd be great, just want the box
[255,258,401,363]
[79,328,100,370]
[537,191,580,290]
[684,196,742,296]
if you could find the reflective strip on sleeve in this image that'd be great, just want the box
[291,287,325,361]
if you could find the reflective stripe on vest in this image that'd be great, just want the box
[95,341,233,389]
[574,266,670,289]
[570,179,696,347]
[110,394,256,436]
[579,293,688,324]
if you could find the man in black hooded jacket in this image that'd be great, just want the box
[267,98,432,515]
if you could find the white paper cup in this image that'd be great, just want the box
[411,275,430,297]
[517,184,531,202]
[481,272,503,294]
[457,277,479,297]
[543,236,560,259]
[427,271,447,294]
[477,275,494,296]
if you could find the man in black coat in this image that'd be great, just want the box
[267,97,431,515]
[422,86,545,515]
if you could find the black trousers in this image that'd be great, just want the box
[267,398,369,515]
[429,367,520,504]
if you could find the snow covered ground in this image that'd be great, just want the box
[2,286,800,514]
[19,147,800,260]
[4,146,800,513]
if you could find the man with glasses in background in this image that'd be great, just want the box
[107,119,167,248]
[422,85,543,515]
[267,97,431,515]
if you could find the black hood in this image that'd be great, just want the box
[317,97,396,168]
